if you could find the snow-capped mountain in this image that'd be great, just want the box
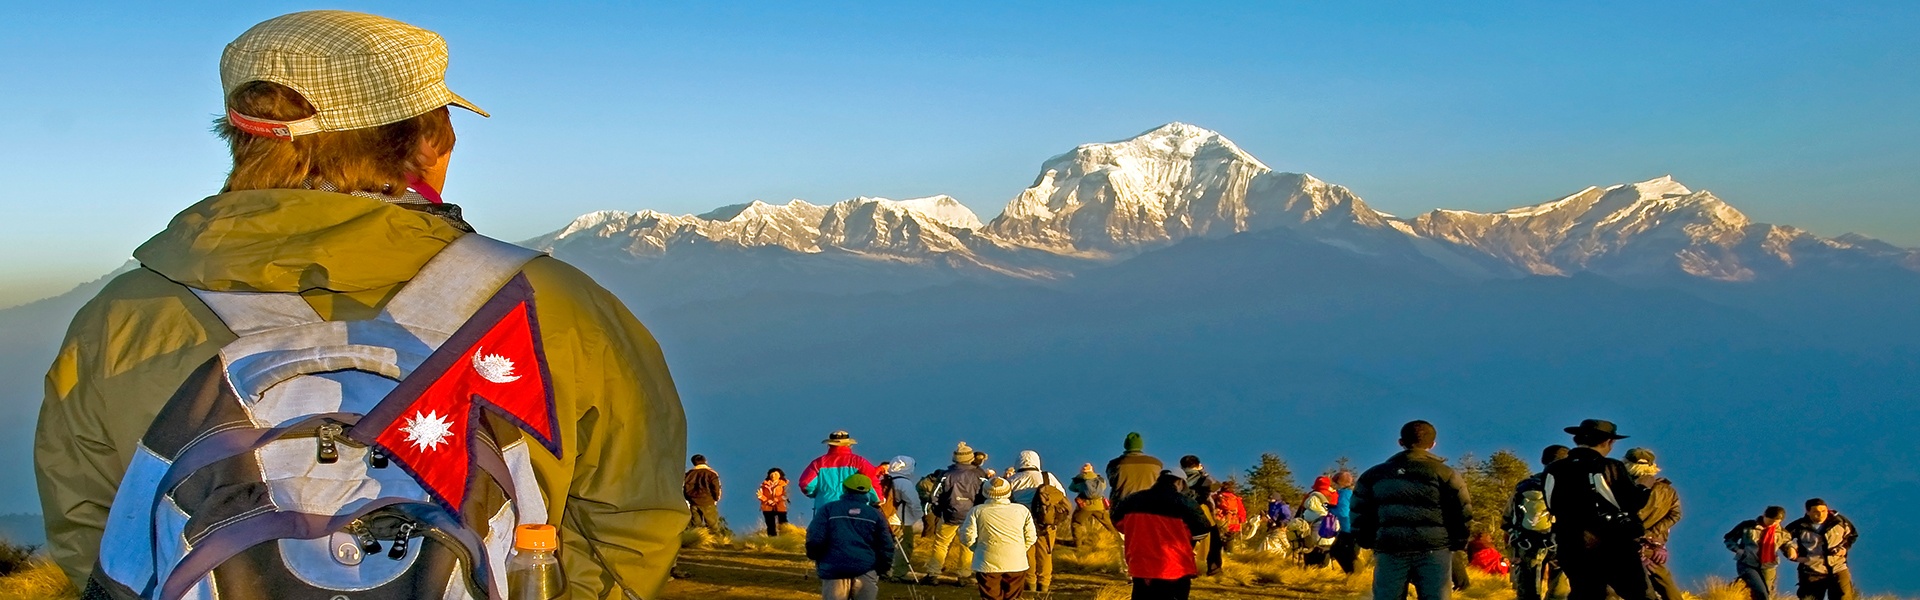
[529,122,1917,295]
[1412,176,1919,281]
[529,195,990,259]
[985,122,1397,255]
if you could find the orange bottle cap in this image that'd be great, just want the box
[515,524,559,551]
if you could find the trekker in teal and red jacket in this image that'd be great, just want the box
[800,430,884,514]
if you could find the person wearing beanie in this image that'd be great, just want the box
[807,474,896,600]
[800,430,885,514]
[961,477,1039,600]
[1724,506,1797,600]
[923,442,991,584]
[1353,420,1472,600]
[1067,462,1117,545]
[33,10,689,598]
[1107,432,1165,505]
[1626,448,1684,600]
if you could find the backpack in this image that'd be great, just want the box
[875,474,900,523]
[1267,499,1293,523]
[916,470,943,507]
[1513,489,1553,534]
[1028,473,1073,530]
[90,236,553,600]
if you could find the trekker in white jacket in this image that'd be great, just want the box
[962,478,1039,600]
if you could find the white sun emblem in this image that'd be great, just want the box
[471,347,521,384]
[400,410,456,452]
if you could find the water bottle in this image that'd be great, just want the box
[507,523,564,600]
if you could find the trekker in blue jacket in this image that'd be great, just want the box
[807,474,896,600]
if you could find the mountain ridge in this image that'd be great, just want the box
[529,123,1918,290]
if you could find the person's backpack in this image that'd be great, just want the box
[89,236,554,600]
[875,473,900,522]
[1029,473,1073,530]
[1513,489,1553,534]
[916,470,943,507]
[1267,498,1294,524]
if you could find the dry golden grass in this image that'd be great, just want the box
[0,558,76,600]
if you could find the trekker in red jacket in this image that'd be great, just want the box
[1112,473,1213,600]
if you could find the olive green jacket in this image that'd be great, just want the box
[34,190,688,599]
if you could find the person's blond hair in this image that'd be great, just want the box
[215,81,455,194]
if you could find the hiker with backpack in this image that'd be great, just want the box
[1178,455,1225,576]
[962,477,1040,600]
[1724,506,1797,600]
[1108,432,1165,504]
[1068,462,1117,545]
[882,456,926,582]
[761,468,794,534]
[35,11,689,599]
[806,474,897,600]
[1543,419,1655,600]
[1113,472,1214,600]
[923,442,990,585]
[800,430,884,516]
[1786,498,1859,600]
[1505,445,1569,600]
[685,454,725,535]
[1006,450,1072,593]
[1353,420,1473,600]
[1300,475,1343,568]
[1214,481,1248,554]
[1626,448,1684,600]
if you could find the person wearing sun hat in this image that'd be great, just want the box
[1543,420,1655,600]
[34,10,689,597]
[806,474,896,600]
[800,430,885,515]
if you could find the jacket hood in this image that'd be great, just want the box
[134,190,465,293]
[1016,450,1041,471]
[887,456,916,477]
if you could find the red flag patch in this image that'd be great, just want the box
[351,275,558,514]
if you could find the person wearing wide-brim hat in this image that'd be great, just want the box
[800,430,884,515]
[1543,419,1657,600]
[33,10,689,598]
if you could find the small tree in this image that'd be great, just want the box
[1459,449,1534,552]
[1243,453,1303,518]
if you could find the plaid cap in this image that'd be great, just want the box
[221,10,486,138]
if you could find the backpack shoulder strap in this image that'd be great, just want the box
[379,234,542,344]
[190,288,324,336]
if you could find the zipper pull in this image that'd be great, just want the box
[368,447,389,469]
[316,422,343,464]
[388,522,416,560]
[350,519,382,554]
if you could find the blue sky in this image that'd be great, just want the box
[2,2,1916,306]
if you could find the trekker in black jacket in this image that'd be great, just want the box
[1353,420,1471,600]
[1543,419,1654,600]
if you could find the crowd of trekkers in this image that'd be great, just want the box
[686,421,1865,600]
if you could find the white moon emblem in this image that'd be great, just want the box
[471,347,522,384]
